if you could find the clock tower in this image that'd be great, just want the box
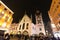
[35,10,46,35]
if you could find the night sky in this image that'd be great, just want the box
[2,0,52,25]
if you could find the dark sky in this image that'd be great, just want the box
[2,0,52,24]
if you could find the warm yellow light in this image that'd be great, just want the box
[0,9,2,12]
[6,24,10,28]
[51,24,56,28]
[8,18,10,21]
[2,22,6,28]
[3,14,7,19]
[3,16,5,19]
[8,16,11,21]
[0,21,3,26]
[2,11,4,14]
[0,23,2,26]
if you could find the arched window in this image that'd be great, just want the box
[26,23,29,29]
[22,23,25,29]
[19,25,21,30]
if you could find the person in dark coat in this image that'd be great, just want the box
[57,37,60,40]
[5,33,10,40]
[0,36,4,40]
[51,36,57,40]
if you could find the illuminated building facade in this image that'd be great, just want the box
[18,14,32,36]
[10,23,18,34]
[35,10,46,35]
[48,0,60,37]
[18,11,46,36]
[0,1,14,31]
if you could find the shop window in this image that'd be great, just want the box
[22,23,25,29]
[26,23,29,29]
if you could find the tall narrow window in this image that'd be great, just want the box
[26,23,29,29]
[22,23,25,29]
[19,25,21,30]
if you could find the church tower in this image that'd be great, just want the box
[35,10,46,35]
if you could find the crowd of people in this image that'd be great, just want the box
[0,33,60,40]
[16,34,60,40]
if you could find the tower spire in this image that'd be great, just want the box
[31,14,32,21]
[25,10,26,15]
